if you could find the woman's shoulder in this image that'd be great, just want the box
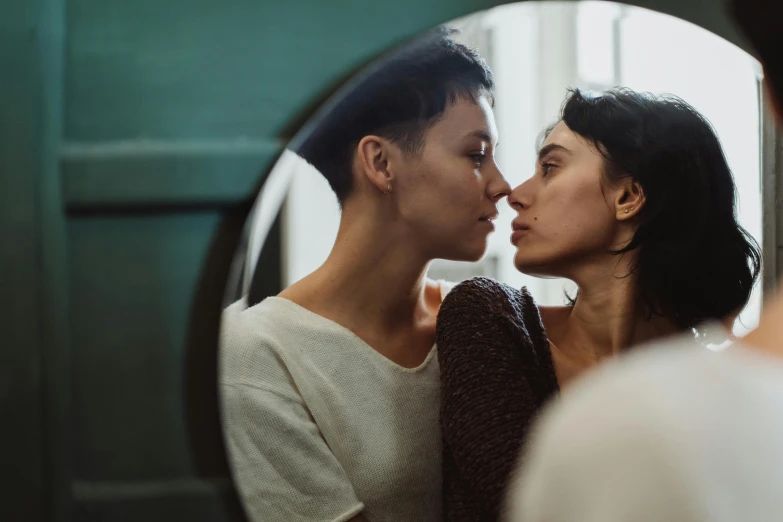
[220,297,310,385]
[222,296,294,343]
[441,276,535,309]
[436,277,547,351]
[439,277,538,322]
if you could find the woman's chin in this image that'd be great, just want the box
[461,249,488,264]
[449,240,488,263]
[513,252,531,272]
[514,255,552,278]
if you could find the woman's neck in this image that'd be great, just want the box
[280,201,441,336]
[548,256,679,370]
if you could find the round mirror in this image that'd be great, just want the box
[219,2,768,521]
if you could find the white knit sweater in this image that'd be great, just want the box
[220,286,450,522]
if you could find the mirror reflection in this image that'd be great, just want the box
[219,3,767,522]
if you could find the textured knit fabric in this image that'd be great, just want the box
[220,282,452,522]
[436,277,559,522]
[507,330,783,522]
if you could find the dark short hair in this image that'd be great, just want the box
[557,88,762,330]
[296,27,494,203]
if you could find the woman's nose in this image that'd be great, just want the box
[508,179,532,210]
[490,165,512,202]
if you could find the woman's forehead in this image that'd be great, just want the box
[434,96,497,140]
[541,122,595,154]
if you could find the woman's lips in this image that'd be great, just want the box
[511,223,530,243]
[479,217,496,232]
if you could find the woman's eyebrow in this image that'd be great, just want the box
[537,143,573,160]
[464,129,497,147]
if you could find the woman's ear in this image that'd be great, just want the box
[615,179,645,221]
[356,135,395,195]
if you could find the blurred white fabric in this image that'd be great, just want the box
[506,328,783,522]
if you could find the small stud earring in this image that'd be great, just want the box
[386,184,392,194]
[624,209,630,214]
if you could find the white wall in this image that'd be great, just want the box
[282,153,341,286]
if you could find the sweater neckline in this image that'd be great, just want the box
[263,280,453,374]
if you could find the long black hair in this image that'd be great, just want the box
[559,88,761,330]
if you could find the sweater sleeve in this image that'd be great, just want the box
[220,303,365,522]
[436,277,554,520]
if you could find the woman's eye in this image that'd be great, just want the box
[470,153,486,166]
[541,162,557,176]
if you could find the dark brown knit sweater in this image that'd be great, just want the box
[436,277,560,522]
